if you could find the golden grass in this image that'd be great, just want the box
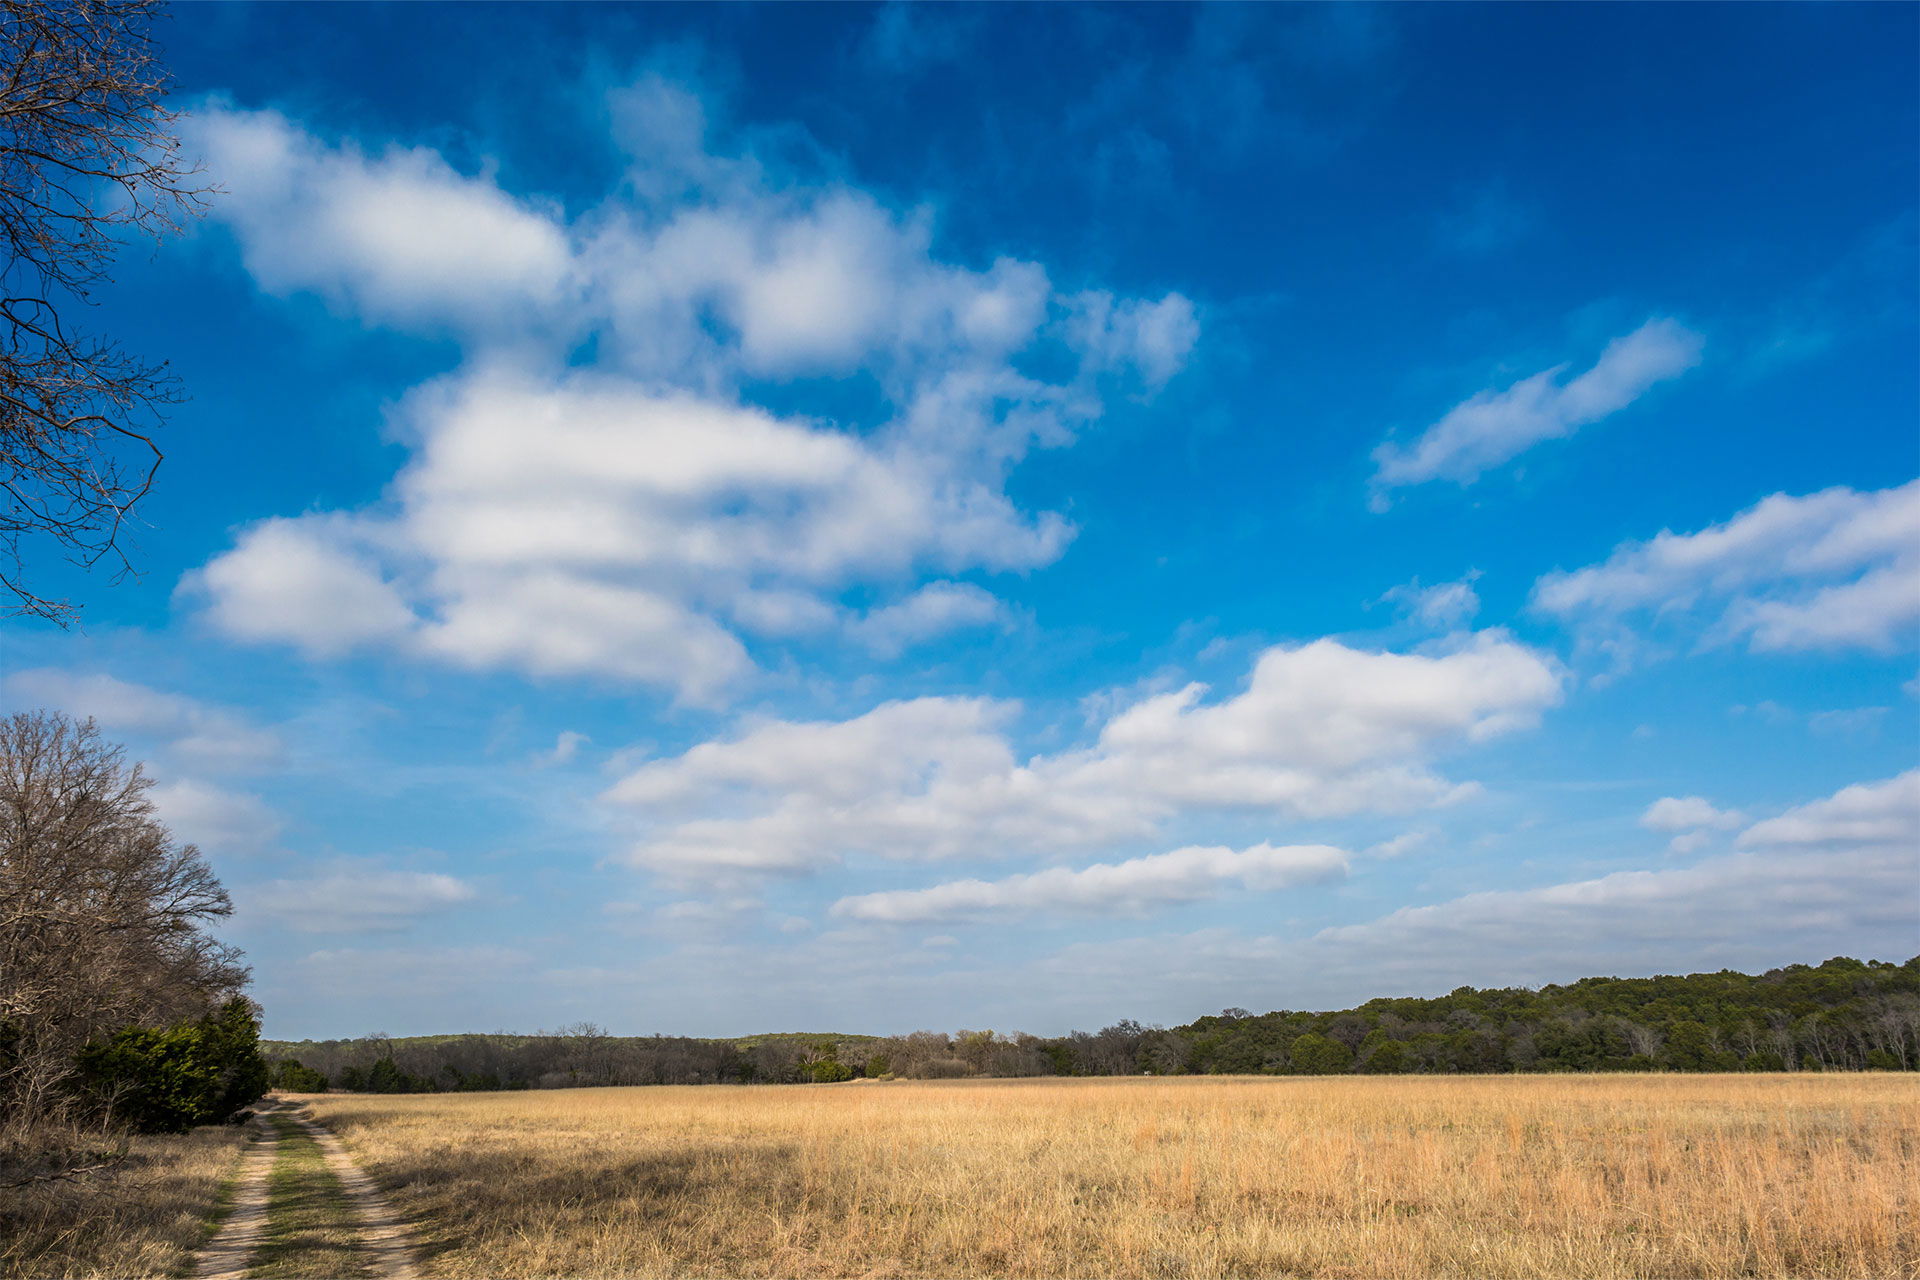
[249,1114,370,1279]
[0,1123,252,1280]
[304,1074,1920,1280]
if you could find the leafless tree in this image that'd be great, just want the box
[0,710,245,1156]
[1,1,205,623]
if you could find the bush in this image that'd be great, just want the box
[1288,1033,1354,1075]
[76,999,268,1133]
[269,1058,330,1092]
[799,1057,853,1083]
[1358,1033,1408,1074]
[362,1056,435,1093]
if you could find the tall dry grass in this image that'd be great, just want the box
[0,1123,251,1279]
[306,1073,1919,1279]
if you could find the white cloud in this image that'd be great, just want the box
[1363,829,1434,859]
[185,91,1195,699]
[3,669,284,772]
[1065,290,1200,387]
[1641,794,1744,854]
[606,631,1560,878]
[1533,479,1920,658]
[833,842,1349,923]
[541,730,589,766]
[1738,770,1920,849]
[554,769,1920,1035]
[185,518,415,658]
[1371,318,1702,498]
[1082,632,1559,807]
[416,569,751,702]
[185,104,571,330]
[851,581,1005,656]
[1807,706,1889,738]
[1664,831,1714,856]
[246,865,479,934]
[1342,771,1919,976]
[1641,795,1744,832]
[1379,573,1481,629]
[1040,771,1920,1014]
[148,779,283,855]
[726,194,911,373]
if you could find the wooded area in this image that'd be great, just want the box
[0,711,265,1188]
[267,954,1920,1093]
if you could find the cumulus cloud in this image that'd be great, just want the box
[1738,770,1919,849]
[184,90,1196,698]
[417,569,752,700]
[1533,479,1920,659]
[1641,795,1744,832]
[1371,318,1702,500]
[246,865,479,934]
[606,631,1560,878]
[184,105,571,330]
[185,518,416,659]
[1640,794,1745,855]
[832,842,1348,923]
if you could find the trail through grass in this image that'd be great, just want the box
[246,1115,369,1279]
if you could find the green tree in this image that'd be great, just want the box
[269,1058,329,1092]
[1357,1030,1408,1073]
[1289,1032,1354,1075]
[75,997,266,1133]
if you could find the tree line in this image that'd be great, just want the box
[2,712,267,1191]
[269,954,1919,1094]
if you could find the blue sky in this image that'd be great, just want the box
[4,2,1916,1039]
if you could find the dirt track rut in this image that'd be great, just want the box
[191,1104,279,1280]
[190,1097,421,1280]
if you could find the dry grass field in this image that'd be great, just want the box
[0,1123,251,1279]
[303,1073,1919,1280]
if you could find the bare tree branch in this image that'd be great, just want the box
[0,1,206,624]
[0,1151,126,1188]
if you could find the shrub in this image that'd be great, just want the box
[1288,1033,1354,1075]
[270,1058,330,1092]
[76,999,268,1133]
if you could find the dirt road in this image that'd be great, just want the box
[192,1096,420,1280]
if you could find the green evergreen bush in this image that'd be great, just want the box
[75,998,268,1133]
